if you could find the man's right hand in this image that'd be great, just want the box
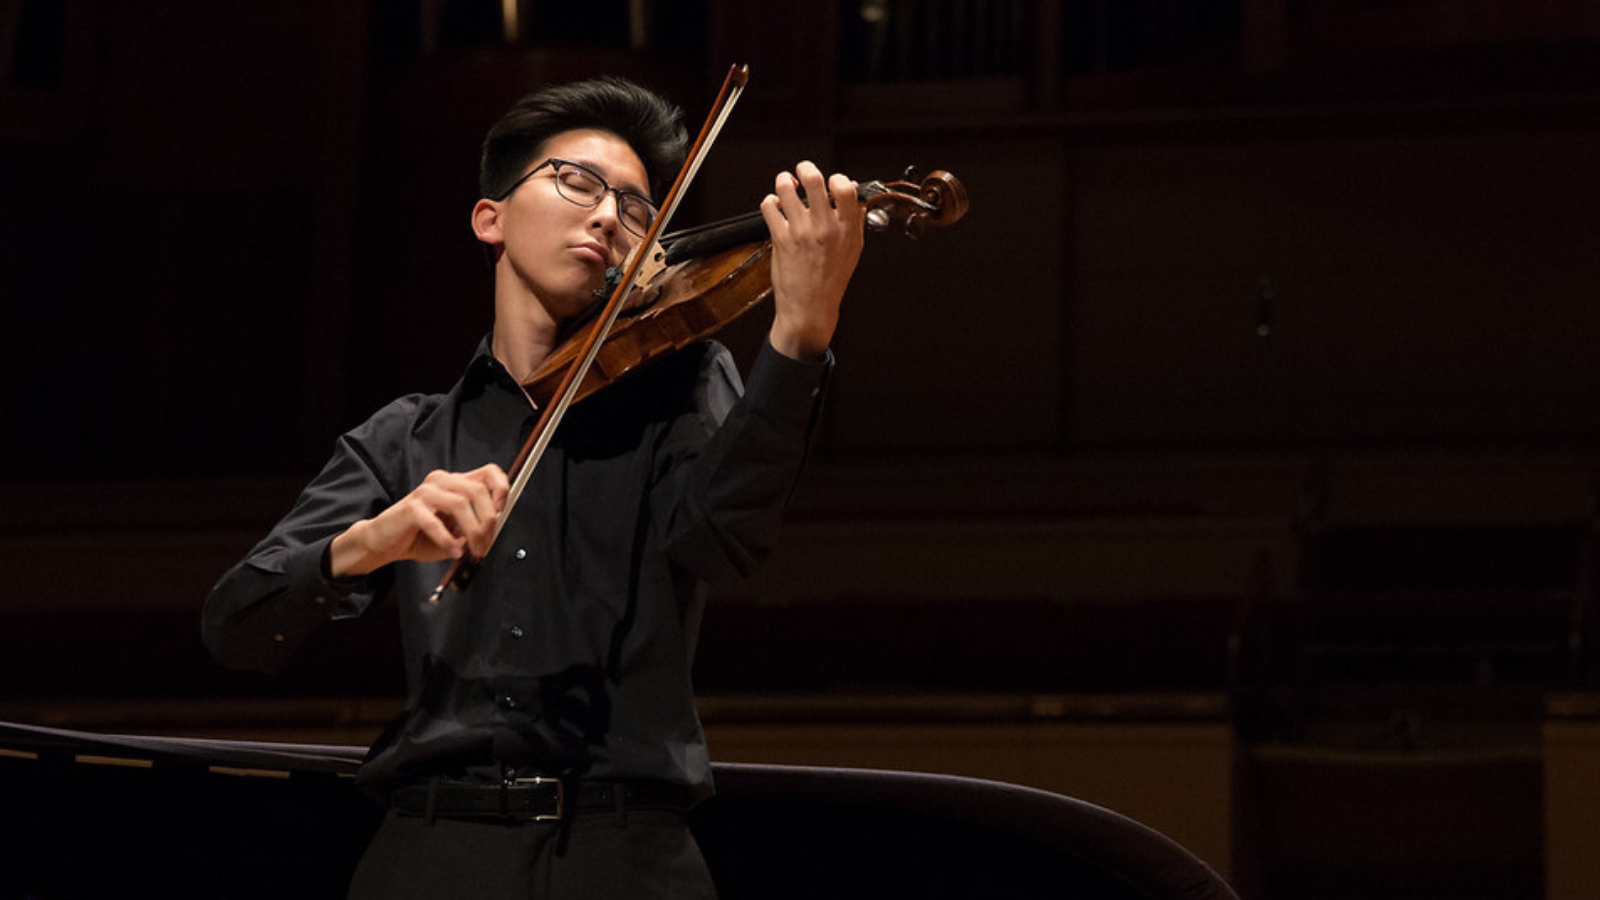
[327,464,510,578]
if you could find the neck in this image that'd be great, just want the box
[491,286,565,386]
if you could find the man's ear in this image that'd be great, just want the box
[471,198,503,247]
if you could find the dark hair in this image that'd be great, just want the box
[479,77,688,203]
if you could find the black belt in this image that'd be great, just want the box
[391,778,692,822]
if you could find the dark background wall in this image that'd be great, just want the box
[4,2,1600,896]
[7,1,1597,483]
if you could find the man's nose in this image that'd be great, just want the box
[588,192,623,231]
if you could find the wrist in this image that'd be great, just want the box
[769,316,833,363]
[327,521,381,579]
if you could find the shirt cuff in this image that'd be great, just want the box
[746,338,833,410]
[288,533,369,615]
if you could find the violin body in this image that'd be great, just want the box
[525,241,774,406]
[523,169,968,407]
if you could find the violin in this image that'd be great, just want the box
[523,168,969,406]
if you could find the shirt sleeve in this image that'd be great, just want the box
[200,407,409,674]
[651,338,832,582]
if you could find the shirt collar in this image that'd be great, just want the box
[463,334,519,396]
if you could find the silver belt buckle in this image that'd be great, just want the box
[512,776,564,822]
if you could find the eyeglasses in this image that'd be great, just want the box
[495,158,657,238]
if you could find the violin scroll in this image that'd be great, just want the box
[862,168,969,239]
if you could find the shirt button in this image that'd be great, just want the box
[501,696,518,709]
[509,625,524,639]
[514,548,527,560]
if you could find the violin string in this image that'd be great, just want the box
[660,210,764,246]
[659,182,888,248]
[660,181,900,239]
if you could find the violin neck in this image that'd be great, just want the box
[662,212,769,266]
[660,182,884,267]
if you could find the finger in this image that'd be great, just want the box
[791,163,830,223]
[759,192,786,239]
[417,468,503,558]
[423,481,493,549]
[470,463,511,512]
[828,172,862,221]
[396,494,466,560]
[423,469,496,525]
[427,513,468,557]
[794,161,827,200]
[414,484,474,538]
[771,169,805,223]
[457,467,506,557]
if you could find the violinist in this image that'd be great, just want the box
[201,76,864,899]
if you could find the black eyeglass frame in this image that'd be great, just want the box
[493,157,658,237]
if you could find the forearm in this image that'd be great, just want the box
[202,534,371,673]
[768,310,835,363]
[202,431,397,672]
[656,339,831,581]
[328,518,387,578]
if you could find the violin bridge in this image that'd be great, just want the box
[631,239,668,287]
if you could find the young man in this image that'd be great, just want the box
[202,77,864,898]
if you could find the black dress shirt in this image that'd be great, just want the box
[203,337,829,798]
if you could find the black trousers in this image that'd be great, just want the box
[347,806,719,900]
